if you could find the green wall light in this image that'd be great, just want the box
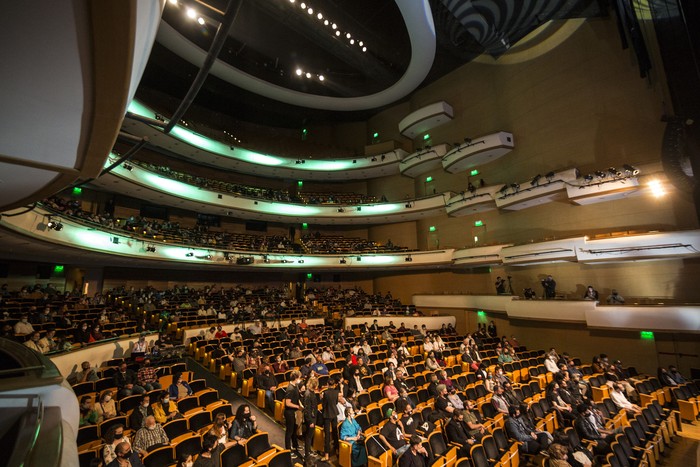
[640,331,655,340]
[470,169,479,176]
[474,220,484,227]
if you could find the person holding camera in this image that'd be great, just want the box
[541,275,556,299]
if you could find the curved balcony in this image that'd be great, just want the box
[90,155,452,225]
[123,101,407,181]
[441,132,514,173]
[399,144,449,178]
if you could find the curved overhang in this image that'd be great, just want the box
[0,1,164,212]
[155,0,436,111]
[124,101,406,180]
[399,144,448,178]
[442,132,514,174]
[90,156,451,225]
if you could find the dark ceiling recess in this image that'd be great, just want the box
[141,0,608,128]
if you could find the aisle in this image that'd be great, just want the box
[186,358,286,447]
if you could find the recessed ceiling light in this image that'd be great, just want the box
[350,39,354,45]
[346,33,351,39]
[305,72,311,78]
[300,2,306,8]
[359,41,363,46]
[296,68,302,76]
[335,30,340,36]
[332,23,337,30]
[317,12,323,20]
[362,46,367,52]
[186,8,196,19]
[318,75,324,81]
[307,7,313,14]
[197,17,204,25]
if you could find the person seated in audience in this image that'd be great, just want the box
[256,364,277,411]
[96,390,117,423]
[469,344,482,365]
[132,336,148,354]
[583,285,599,301]
[247,348,262,370]
[378,408,410,460]
[425,351,441,371]
[490,383,511,415]
[214,325,227,339]
[193,434,220,467]
[153,391,183,424]
[130,394,155,430]
[39,328,57,353]
[89,323,104,342]
[208,412,237,448]
[502,382,524,411]
[438,369,461,392]
[114,362,146,398]
[493,366,511,387]
[435,384,455,418]
[399,434,433,467]
[610,382,642,416]
[547,443,572,467]
[545,351,560,373]
[137,358,162,392]
[446,386,465,410]
[574,404,614,455]
[668,365,686,384]
[229,404,258,445]
[204,326,216,340]
[340,407,367,467]
[591,355,605,374]
[505,406,552,455]
[106,440,145,467]
[13,313,34,336]
[444,409,478,456]
[230,327,243,342]
[547,382,577,425]
[175,453,193,467]
[498,347,514,364]
[75,361,99,383]
[272,354,289,373]
[168,372,193,401]
[24,331,44,353]
[606,289,625,304]
[103,424,139,465]
[79,395,99,426]
[382,376,400,402]
[133,415,169,453]
[311,352,329,376]
[484,371,496,392]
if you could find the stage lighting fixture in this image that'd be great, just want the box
[453,142,461,148]
[510,183,520,192]
[583,174,594,182]
[530,174,542,186]
[545,171,555,182]
[381,155,386,161]
[464,137,472,144]
[298,260,304,264]
[405,256,413,262]
[594,171,606,179]
[263,256,270,263]
[623,164,639,175]
[111,237,120,245]
[405,202,412,208]
[185,252,194,257]
[337,208,344,213]
[339,258,346,264]
[123,164,133,171]
[371,157,377,162]
[356,256,361,262]
[608,167,622,177]
[498,185,509,195]
[146,246,156,252]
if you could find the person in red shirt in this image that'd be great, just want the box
[214,326,227,339]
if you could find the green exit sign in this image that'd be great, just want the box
[640,331,655,340]
[429,226,436,232]
[470,169,479,176]
[423,134,431,140]
[474,220,484,227]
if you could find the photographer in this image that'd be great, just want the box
[495,277,506,294]
[541,275,556,299]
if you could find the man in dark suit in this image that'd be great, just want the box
[321,377,342,462]
[129,394,154,430]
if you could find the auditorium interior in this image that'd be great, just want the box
[0,1,699,466]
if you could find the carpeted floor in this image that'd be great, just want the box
[186,357,286,447]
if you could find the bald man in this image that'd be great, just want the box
[106,441,144,467]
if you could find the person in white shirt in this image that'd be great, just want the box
[14,315,35,335]
[204,327,217,340]
[423,338,435,354]
[610,383,641,415]
[397,343,410,358]
[360,340,372,356]
[544,354,560,374]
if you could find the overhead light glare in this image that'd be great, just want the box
[305,72,311,78]
[350,39,354,45]
[318,75,324,81]
[168,0,177,4]
[295,68,302,76]
[362,46,367,52]
[346,33,351,39]
[332,23,337,29]
[197,17,205,25]
[317,12,323,19]
[307,7,313,14]
[648,179,666,198]
[186,8,196,19]
[335,30,340,36]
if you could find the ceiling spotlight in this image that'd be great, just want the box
[346,33,351,39]
[289,0,295,3]
[510,183,520,192]
[350,39,355,45]
[168,0,177,5]
[359,41,363,46]
[331,23,337,30]
[185,252,194,257]
[339,258,346,264]
[300,2,306,8]
[594,171,606,179]
[623,164,640,176]
[197,17,205,25]
[608,167,622,177]
[186,8,196,19]
[530,174,542,186]
[335,30,340,37]
[583,174,594,182]
[545,171,555,181]
[324,19,329,26]
[317,12,322,19]
[318,75,324,81]
[295,68,302,76]
[307,8,313,14]
[305,72,311,78]
[362,47,367,52]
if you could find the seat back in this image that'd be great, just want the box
[143,445,175,467]
[175,434,202,458]
[187,411,212,432]
[469,443,490,467]
[163,418,190,440]
[482,435,500,461]
[246,432,271,459]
